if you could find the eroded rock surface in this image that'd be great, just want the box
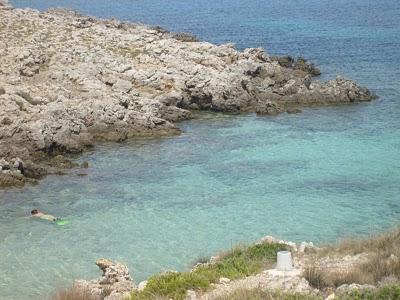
[198,269,312,300]
[0,5,376,187]
[74,259,135,300]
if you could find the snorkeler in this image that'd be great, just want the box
[31,209,57,222]
[31,209,70,226]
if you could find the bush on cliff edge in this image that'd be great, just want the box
[130,242,287,300]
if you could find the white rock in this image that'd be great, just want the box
[325,293,335,300]
[299,241,314,253]
[113,79,132,93]
[185,290,197,300]
[137,280,147,291]
[219,277,231,284]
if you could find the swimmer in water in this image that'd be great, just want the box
[31,209,57,222]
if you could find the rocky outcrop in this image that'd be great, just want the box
[74,259,135,300]
[0,0,11,9]
[271,56,322,76]
[0,6,376,187]
[198,269,312,300]
[0,157,26,188]
[71,231,395,300]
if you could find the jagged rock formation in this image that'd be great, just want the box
[0,157,26,187]
[0,5,376,187]
[0,0,11,9]
[74,259,135,300]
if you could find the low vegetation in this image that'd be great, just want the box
[339,284,400,300]
[215,288,322,300]
[320,227,400,256]
[50,228,400,300]
[51,285,400,300]
[129,242,287,300]
[215,285,400,300]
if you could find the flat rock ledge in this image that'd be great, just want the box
[0,5,377,188]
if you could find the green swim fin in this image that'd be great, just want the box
[55,219,70,226]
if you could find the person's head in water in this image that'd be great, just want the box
[31,209,39,215]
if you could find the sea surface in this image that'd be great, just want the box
[1,0,400,299]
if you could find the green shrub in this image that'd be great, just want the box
[129,242,287,300]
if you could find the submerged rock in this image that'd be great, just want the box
[74,259,135,300]
[286,107,302,114]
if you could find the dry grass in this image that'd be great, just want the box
[304,264,374,289]
[320,227,400,256]
[215,288,322,300]
[303,264,328,289]
[304,227,400,288]
[50,287,97,300]
[360,251,400,283]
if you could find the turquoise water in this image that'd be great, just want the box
[1,0,400,299]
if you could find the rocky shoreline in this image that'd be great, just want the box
[72,237,316,300]
[67,230,400,300]
[0,1,377,188]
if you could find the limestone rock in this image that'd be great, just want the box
[0,173,25,188]
[0,7,376,188]
[186,289,198,300]
[325,293,335,300]
[336,283,376,295]
[287,107,302,114]
[0,157,27,187]
[0,0,12,9]
[137,280,147,292]
[258,235,297,251]
[74,259,135,300]
[299,241,315,253]
[219,277,231,284]
[199,268,312,300]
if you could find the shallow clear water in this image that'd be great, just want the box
[1,0,400,299]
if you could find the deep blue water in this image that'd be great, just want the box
[1,0,400,299]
